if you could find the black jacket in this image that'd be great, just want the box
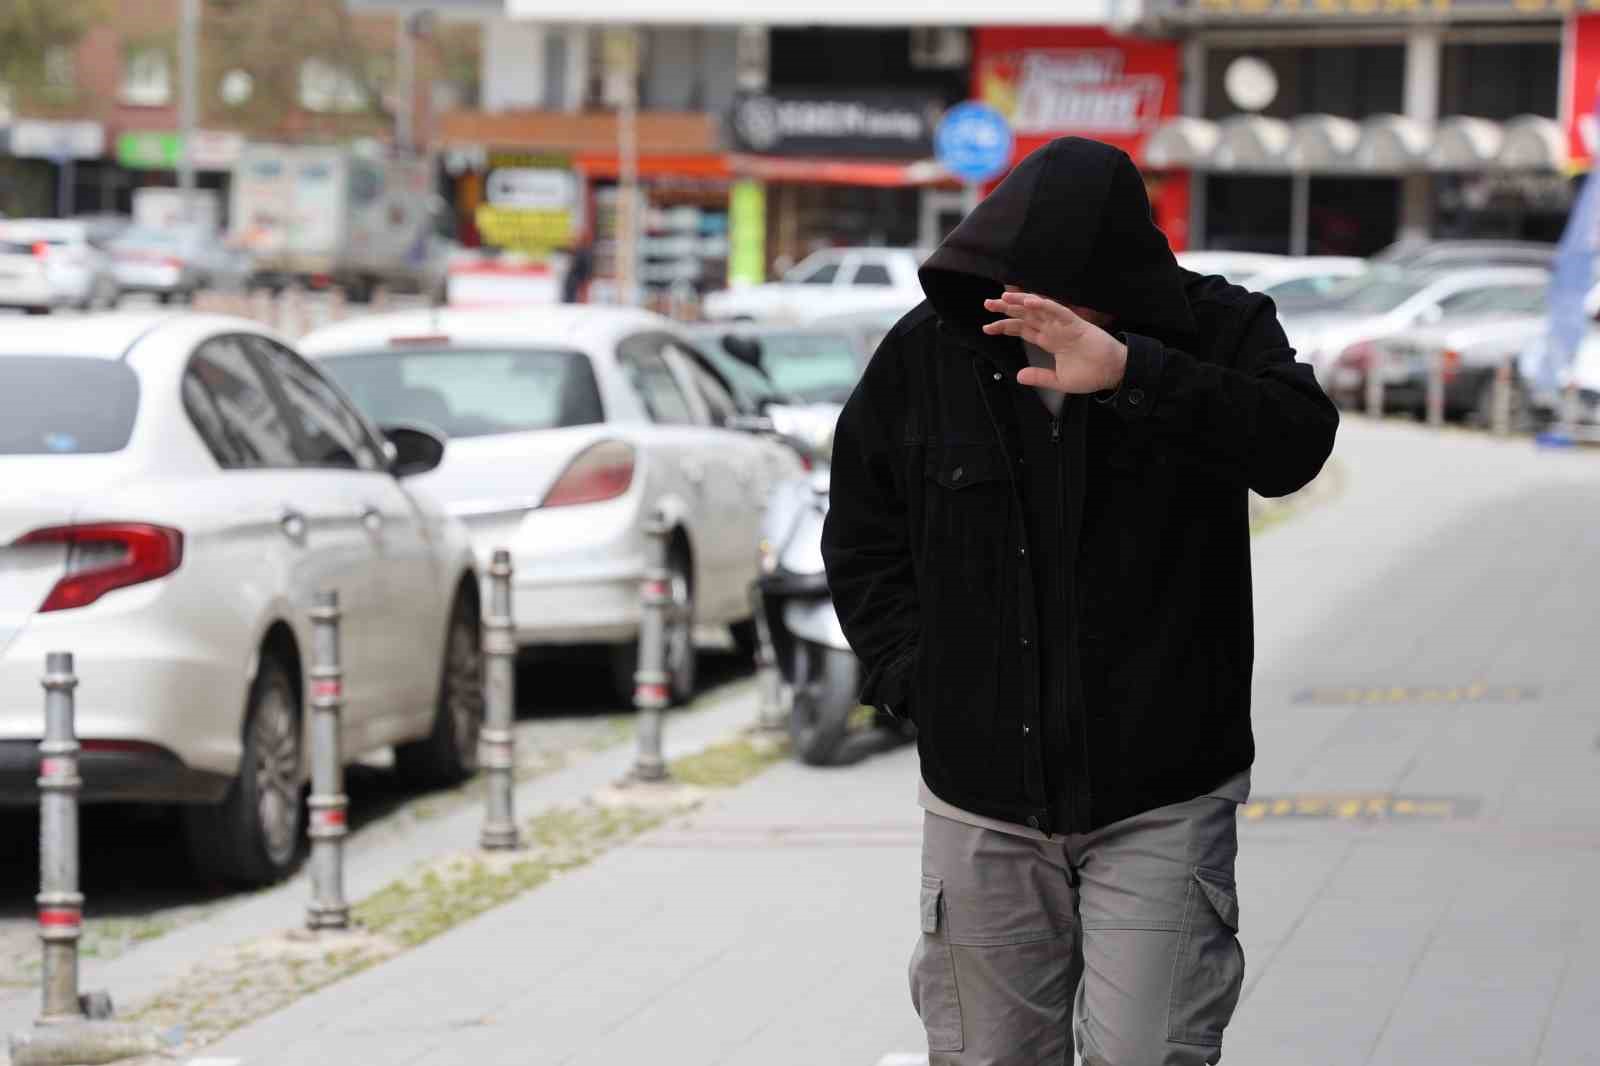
[820,138,1338,834]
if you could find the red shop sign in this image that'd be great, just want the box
[973,27,1180,163]
[1566,14,1600,168]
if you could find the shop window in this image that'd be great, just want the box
[1205,46,1403,121]
[121,47,171,107]
[1440,42,1558,121]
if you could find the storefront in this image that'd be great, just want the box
[973,27,1190,249]
[0,120,107,218]
[725,89,957,277]
[437,111,730,310]
[1143,0,1572,253]
[114,129,244,226]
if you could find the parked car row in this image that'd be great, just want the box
[1181,239,1593,428]
[0,300,863,885]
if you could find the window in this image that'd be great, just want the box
[670,344,740,426]
[788,258,841,285]
[320,348,604,439]
[753,331,865,404]
[1438,284,1549,316]
[187,338,299,467]
[121,47,172,106]
[249,339,381,470]
[43,46,75,92]
[298,58,368,114]
[851,262,893,286]
[0,358,138,455]
[618,337,696,424]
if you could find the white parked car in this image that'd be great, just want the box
[0,219,119,313]
[1282,266,1551,386]
[1175,250,1287,286]
[301,307,808,704]
[0,313,482,885]
[1246,256,1368,311]
[702,247,925,324]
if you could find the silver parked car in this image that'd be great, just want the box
[108,225,254,303]
[0,219,119,313]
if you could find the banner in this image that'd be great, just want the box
[1567,14,1600,169]
[474,154,580,255]
[729,92,941,158]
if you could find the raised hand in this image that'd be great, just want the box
[982,291,1128,395]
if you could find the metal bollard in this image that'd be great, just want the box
[36,653,84,1024]
[750,583,785,732]
[1364,347,1385,419]
[306,591,350,931]
[1425,350,1446,427]
[631,512,673,782]
[480,550,519,850]
[1491,356,1515,436]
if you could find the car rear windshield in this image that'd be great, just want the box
[1329,273,1427,313]
[0,357,140,454]
[320,348,603,438]
[755,332,864,404]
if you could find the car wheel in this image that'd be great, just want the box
[23,306,49,316]
[608,548,697,706]
[156,291,173,306]
[395,592,484,787]
[184,655,303,886]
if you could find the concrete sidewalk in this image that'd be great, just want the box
[196,418,1600,1066]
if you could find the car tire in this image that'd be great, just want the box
[23,307,49,316]
[395,592,484,788]
[184,655,303,886]
[608,547,697,706]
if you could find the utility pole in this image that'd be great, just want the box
[606,27,641,307]
[395,15,415,155]
[178,0,199,222]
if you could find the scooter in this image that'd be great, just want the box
[756,468,915,765]
[757,469,860,765]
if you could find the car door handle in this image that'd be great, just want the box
[280,509,308,542]
[361,506,384,534]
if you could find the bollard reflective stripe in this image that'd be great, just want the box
[37,909,81,930]
[630,511,674,783]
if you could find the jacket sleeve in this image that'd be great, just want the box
[1107,293,1338,498]
[820,334,919,716]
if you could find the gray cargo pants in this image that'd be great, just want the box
[911,794,1244,1065]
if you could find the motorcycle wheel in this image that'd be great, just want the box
[789,638,858,767]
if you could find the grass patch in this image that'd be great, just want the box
[669,734,789,788]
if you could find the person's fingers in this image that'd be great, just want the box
[983,297,1030,321]
[1016,366,1059,389]
[982,318,1025,336]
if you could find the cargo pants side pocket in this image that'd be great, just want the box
[909,874,964,1053]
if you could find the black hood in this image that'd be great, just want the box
[920,137,1195,341]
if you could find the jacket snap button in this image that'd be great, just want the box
[1020,636,1031,648]
[992,371,1003,381]
[1026,815,1040,829]
[1018,547,1026,557]
[952,466,964,481]
[1126,388,1145,406]
[1022,724,1030,736]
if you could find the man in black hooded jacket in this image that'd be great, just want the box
[821,138,1337,1064]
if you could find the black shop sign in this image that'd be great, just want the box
[729,92,941,158]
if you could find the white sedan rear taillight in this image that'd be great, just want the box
[540,441,635,509]
[13,524,184,612]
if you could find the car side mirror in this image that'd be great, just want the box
[722,335,764,368]
[382,423,446,478]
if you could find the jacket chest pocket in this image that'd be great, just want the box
[923,444,1012,588]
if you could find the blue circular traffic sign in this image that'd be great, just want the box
[935,102,1015,184]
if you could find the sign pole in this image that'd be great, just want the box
[178,0,199,224]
